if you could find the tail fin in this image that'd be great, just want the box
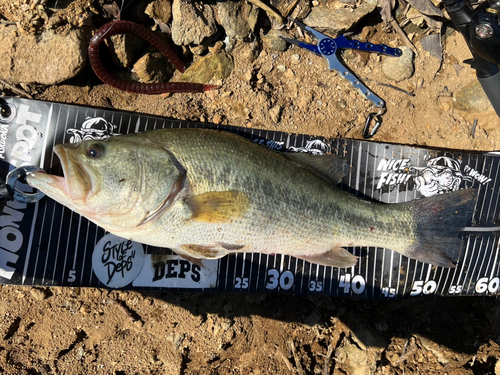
[405,189,477,268]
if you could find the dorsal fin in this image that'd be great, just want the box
[284,153,349,184]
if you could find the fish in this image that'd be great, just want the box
[27,128,477,268]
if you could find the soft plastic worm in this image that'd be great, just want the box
[88,20,219,94]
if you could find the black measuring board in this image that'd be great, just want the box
[0,96,499,299]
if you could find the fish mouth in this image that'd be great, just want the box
[54,145,92,200]
[27,145,93,202]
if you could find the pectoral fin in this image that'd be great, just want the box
[296,247,358,268]
[186,191,250,223]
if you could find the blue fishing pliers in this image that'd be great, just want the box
[281,18,402,138]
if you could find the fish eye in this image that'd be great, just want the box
[87,144,103,158]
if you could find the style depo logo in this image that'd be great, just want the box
[92,233,145,288]
[376,155,491,196]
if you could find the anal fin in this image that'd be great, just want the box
[180,244,229,259]
[296,247,358,268]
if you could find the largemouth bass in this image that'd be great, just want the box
[27,129,476,268]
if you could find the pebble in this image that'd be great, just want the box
[453,80,492,113]
[381,46,415,82]
[290,54,301,64]
[0,24,86,85]
[234,42,259,64]
[269,105,282,123]
[30,287,50,300]
[303,0,377,34]
[171,0,217,46]
[261,29,290,52]
[452,80,500,131]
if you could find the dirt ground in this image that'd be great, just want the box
[1,0,500,374]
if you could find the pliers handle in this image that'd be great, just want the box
[281,18,402,110]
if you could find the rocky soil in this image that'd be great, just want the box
[1,0,500,374]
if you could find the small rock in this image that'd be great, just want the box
[0,24,86,85]
[234,42,259,64]
[133,52,176,83]
[382,46,415,82]
[261,29,290,52]
[212,114,222,124]
[171,0,217,46]
[414,334,450,364]
[108,33,147,68]
[218,1,258,41]
[452,80,500,131]
[269,105,282,123]
[303,0,377,34]
[335,343,369,375]
[453,80,491,113]
[290,54,301,64]
[243,69,254,82]
[208,40,225,54]
[30,288,50,300]
[180,53,234,83]
[145,0,172,24]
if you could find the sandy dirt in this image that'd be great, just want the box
[1,0,500,374]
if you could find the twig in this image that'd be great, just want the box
[471,119,478,138]
[282,0,300,18]
[323,343,334,375]
[289,341,305,375]
[0,79,33,98]
[247,0,283,23]
[389,19,419,57]
[278,350,294,372]
[363,77,415,97]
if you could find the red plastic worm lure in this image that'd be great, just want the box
[88,20,219,94]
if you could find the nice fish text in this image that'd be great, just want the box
[0,104,42,280]
[376,158,412,189]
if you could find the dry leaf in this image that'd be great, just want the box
[377,0,396,24]
[406,0,444,17]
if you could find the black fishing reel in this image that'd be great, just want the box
[443,0,500,116]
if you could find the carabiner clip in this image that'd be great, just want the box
[4,166,45,203]
[362,107,386,139]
